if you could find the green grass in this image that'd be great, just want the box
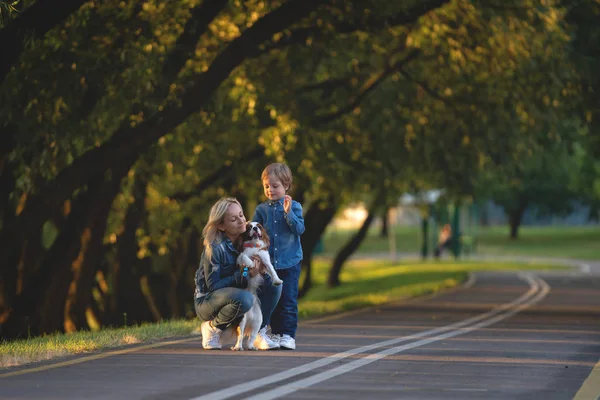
[322,225,600,260]
[298,257,564,319]
[1,257,565,369]
[475,225,600,260]
[0,320,201,368]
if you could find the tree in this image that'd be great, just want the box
[475,139,583,239]
[0,0,586,337]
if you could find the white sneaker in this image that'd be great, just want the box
[254,327,280,350]
[278,334,296,350]
[268,333,281,344]
[201,321,222,350]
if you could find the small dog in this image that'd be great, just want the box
[237,222,283,287]
[230,222,282,351]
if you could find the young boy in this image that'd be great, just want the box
[252,163,305,350]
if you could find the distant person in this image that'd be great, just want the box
[252,163,305,350]
[434,224,453,259]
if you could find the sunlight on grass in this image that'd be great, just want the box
[1,258,564,369]
[297,258,563,319]
[0,319,200,368]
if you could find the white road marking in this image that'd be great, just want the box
[580,263,591,274]
[244,275,550,400]
[189,273,549,400]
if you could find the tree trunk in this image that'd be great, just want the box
[450,201,461,258]
[1,157,136,338]
[104,171,154,326]
[507,201,527,240]
[177,227,201,318]
[64,167,128,332]
[298,200,337,298]
[420,216,429,260]
[328,192,384,288]
[380,207,389,237]
[0,128,16,227]
[166,218,194,318]
[0,186,98,338]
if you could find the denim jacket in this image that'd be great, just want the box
[194,235,275,301]
[194,236,247,301]
[252,198,305,269]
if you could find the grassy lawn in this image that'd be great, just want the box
[1,258,564,369]
[322,225,600,260]
[298,257,562,319]
[0,320,199,369]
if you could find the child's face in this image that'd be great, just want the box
[263,174,288,201]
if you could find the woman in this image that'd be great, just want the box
[194,197,282,350]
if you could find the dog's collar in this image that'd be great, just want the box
[243,243,262,248]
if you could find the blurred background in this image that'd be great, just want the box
[0,0,598,340]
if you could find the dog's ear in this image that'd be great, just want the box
[259,224,270,248]
[240,223,252,241]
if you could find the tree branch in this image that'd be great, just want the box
[0,0,89,86]
[313,49,420,125]
[169,146,265,202]
[398,67,452,104]
[161,0,229,87]
[0,0,326,261]
[253,0,451,55]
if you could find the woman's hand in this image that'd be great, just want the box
[247,256,263,277]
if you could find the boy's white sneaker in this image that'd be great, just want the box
[201,321,222,350]
[277,334,296,350]
[254,326,280,350]
[268,333,281,344]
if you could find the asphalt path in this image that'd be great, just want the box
[1,261,599,400]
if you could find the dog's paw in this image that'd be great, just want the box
[246,345,257,351]
[273,278,283,286]
[231,345,244,351]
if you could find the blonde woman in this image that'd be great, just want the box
[194,198,282,350]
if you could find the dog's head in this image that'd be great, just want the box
[241,222,269,246]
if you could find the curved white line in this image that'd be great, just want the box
[580,264,591,274]
[246,275,550,400]
[189,273,548,400]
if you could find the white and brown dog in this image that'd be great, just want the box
[230,222,282,351]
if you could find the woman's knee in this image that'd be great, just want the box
[234,290,254,313]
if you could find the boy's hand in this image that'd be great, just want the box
[283,195,292,213]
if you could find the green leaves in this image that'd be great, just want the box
[0,0,20,27]
[2,0,596,261]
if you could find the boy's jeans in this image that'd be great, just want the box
[195,280,282,331]
[270,263,301,338]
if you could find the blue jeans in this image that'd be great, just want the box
[195,280,282,331]
[270,263,300,338]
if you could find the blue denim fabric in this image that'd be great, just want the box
[194,234,282,330]
[270,263,301,338]
[257,278,283,329]
[252,199,305,269]
[195,287,253,330]
[194,236,247,297]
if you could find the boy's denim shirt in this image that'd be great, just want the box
[252,198,305,269]
[194,236,249,301]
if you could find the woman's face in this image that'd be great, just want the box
[219,203,246,240]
